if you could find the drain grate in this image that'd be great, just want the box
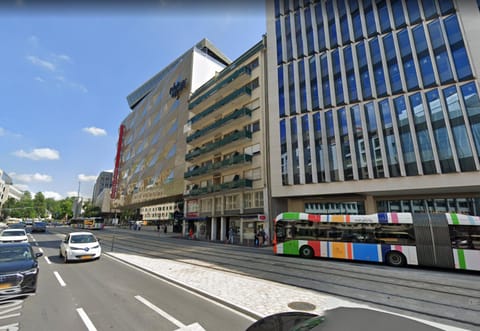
[287,301,316,311]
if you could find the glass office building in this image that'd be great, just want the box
[266,0,480,215]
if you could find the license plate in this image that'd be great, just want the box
[0,283,12,289]
[80,256,91,260]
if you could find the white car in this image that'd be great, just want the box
[59,232,101,263]
[0,229,28,243]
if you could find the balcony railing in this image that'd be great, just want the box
[187,107,252,143]
[186,178,253,196]
[188,86,252,126]
[185,130,252,161]
[184,153,253,178]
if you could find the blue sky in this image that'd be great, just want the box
[0,2,266,200]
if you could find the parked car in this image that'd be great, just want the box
[59,232,101,263]
[8,222,26,229]
[31,221,47,233]
[0,229,29,243]
[0,243,43,294]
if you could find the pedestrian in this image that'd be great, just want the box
[164,224,167,233]
[136,220,142,231]
[189,228,194,239]
[228,227,234,244]
[157,222,160,232]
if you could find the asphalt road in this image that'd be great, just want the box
[1,230,255,331]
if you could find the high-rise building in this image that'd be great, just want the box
[184,37,270,243]
[92,171,113,204]
[112,39,230,216]
[266,0,480,215]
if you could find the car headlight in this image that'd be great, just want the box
[92,245,99,249]
[21,268,38,276]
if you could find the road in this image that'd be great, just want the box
[1,229,254,331]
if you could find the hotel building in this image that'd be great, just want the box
[184,37,270,243]
[112,39,230,221]
[266,0,480,215]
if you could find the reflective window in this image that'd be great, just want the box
[352,10,363,41]
[291,117,300,184]
[363,0,377,37]
[344,46,358,102]
[288,63,296,114]
[302,115,313,183]
[278,67,285,117]
[370,38,387,97]
[428,20,454,84]
[394,96,418,175]
[299,59,308,112]
[444,15,473,81]
[305,7,315,55]
[421,0,438,20]
[412,25,435,88]
[321,54,332,107]
[309,56,319,110]
[315,3,327,51]
[339,108,353,180]
[460,82,480,159]
[426,89,456,173]
[383,33,402,94]
[351,105,368,179]
[276,19,283,65]
[443,86,462,120]
[338,0,350,44]
[391,0,406,28]
[285,15,294,61]
[313,112,326,182]
[365,102,384,178]
[332,50,345,105]
[280,119,288,184]
[357,42,372,99]
[275,0,280,17]
[406,0,421,24]
[380,100,401,177]
[377,0,391,33]
[398,29,419,90]
[326,110,339,181]
[295,11,305,58]
[439,0,455,15]
[326,0,338,48]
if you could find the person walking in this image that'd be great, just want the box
[228,227,235,244]
[157,222,160,232]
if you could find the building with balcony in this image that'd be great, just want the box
[112,39,230,219]
[184,37,270,244]
[266,0,480,215]
[92,171,113,205]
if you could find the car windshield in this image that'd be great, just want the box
[2,230,26,237]
[0,247,32,262]
[70,235,96,243]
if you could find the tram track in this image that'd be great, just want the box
[54,229,480,329]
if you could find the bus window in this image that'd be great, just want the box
[449,225,480,250]
[374,224,415,245]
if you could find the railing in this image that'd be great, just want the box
[185,130,252,161]
[187,107,252,143]
[184,154,253,178]
[186,178,253,196]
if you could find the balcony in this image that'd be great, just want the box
[189,66,252,111]
[186,178,253,196]
[188,86,252,128]
[184,153,253,179]
[185,130,252,161]
[186,107,252,143]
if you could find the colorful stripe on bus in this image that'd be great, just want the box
[275,212,413,224]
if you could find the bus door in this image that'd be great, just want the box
[413,214,454,268]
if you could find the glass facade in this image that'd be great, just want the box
[273,0,478,186]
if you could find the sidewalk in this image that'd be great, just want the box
[105,251,467,331]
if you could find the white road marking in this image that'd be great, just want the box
[175,322,206,331]
[38,248,44,253]
[44,256,51,264]
[76,308,97,331]
[34,242,39,246]
[135,295,185,328]
[30,237,36,242]
[0,322,19,330]
[106,255,256,322]
[53,271,66,287]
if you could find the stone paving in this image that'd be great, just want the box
[106,252,467,331]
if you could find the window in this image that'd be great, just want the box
[444,15,473,81]
[449,225,480,250]
[244,167,261,181]
[313,112,326,182]
[412,25,435,88]
[225,195,239,210]
[254,191,264,208]
[243,192,252,209]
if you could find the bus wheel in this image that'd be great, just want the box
[300,246,314,258]
[386,251,406,267]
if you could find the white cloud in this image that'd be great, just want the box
[14,184,29,191]
[83,127,107,136]
[13,148,60,160]
[67,191,79,197]
[53,53,72,63]
[34,76,45,83]
[43,191,63,200]
[78,174,97,182]
[26,55,56,71]
[10,172,52,183]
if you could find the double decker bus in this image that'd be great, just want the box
[273,212,480,271]
[69,217,105,230]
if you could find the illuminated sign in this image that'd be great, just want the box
[169,79,187,99]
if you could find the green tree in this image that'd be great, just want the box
[59,198,74,220]
[33,192,47,218]
[19,191,35,219]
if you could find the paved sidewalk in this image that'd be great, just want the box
[106,252,467,331]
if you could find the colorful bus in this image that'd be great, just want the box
[273,212,480,271]
[69,217,105,230]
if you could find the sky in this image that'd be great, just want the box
[0,1,266,200]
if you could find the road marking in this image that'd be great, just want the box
[106,255,257,322]
[0,322,19,330]
[53,271,66,287]
[76,308,97,331]
[30,237,36,242]
[135,295,185,328]
[38,248,44,253]
[44,256,51,264]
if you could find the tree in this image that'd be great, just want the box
[33,192,47,218]
[19,191,35,219]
